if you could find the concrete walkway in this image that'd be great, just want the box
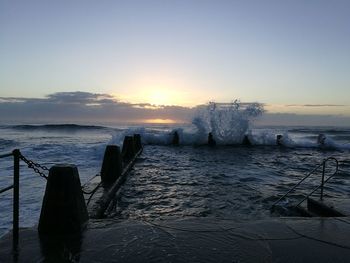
[1,217,350,262]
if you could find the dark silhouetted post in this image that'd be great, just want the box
[133,134,142,152]
[38,165,88,235]
[208,132,216,146]
[122,136,136,162]
[276,135,283,146]
[317,134,326,146]
[12,149,20,249]
[242,135,251,146]
[172,131,179,146]
[100,145,123,185]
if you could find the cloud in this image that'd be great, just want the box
[45,91,116,105]
[1,92,350,126]
[0,91,194,123]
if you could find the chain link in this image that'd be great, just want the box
[18,153,99,200]
[19,153,48,179]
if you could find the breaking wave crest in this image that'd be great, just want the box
[192,101,264,144]
[107,101,350,151]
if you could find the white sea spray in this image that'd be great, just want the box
[192,100,264,144]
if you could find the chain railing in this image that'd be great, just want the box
[18,152,100,197]
[1,149,105,250]
[0,149,52,251]
[81,175,102,205]
[19,153,49,180]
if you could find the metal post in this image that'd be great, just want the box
[12,149,20,249]
[320,160,326,200]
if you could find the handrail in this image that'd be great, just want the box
[0,149,20,250]
[295,158,338,207]
[0,184,14,194]
[271,157,339,209]
[0,152,13,158]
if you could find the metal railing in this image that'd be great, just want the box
[272,157,339,209]
[0,149,20,249]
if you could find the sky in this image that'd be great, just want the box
[0,0,350,125]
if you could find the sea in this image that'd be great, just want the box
[1,104,350,237]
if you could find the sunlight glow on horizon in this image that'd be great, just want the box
[142,118,177,124]
[146,88,180,106]
[114,85,203,107]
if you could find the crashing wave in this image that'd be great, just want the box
[192,100,264,144]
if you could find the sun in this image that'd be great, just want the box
[115,78,202,106]
[143,87,184,106]
[148,89,171,105]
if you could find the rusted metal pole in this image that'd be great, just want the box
[12,149,20,249]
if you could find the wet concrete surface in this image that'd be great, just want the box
[1,217,350,262]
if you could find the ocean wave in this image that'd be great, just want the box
[106,127,350,151]
[0,138,16,149]
[288,127,350,134]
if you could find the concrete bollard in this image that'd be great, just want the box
[208,132,216,146]
[276,135,283,146]
[100,145,123,185]
[38,165,88,235]
[133,134,142,152]
[122,136,136,161]
[172,131,179,146]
